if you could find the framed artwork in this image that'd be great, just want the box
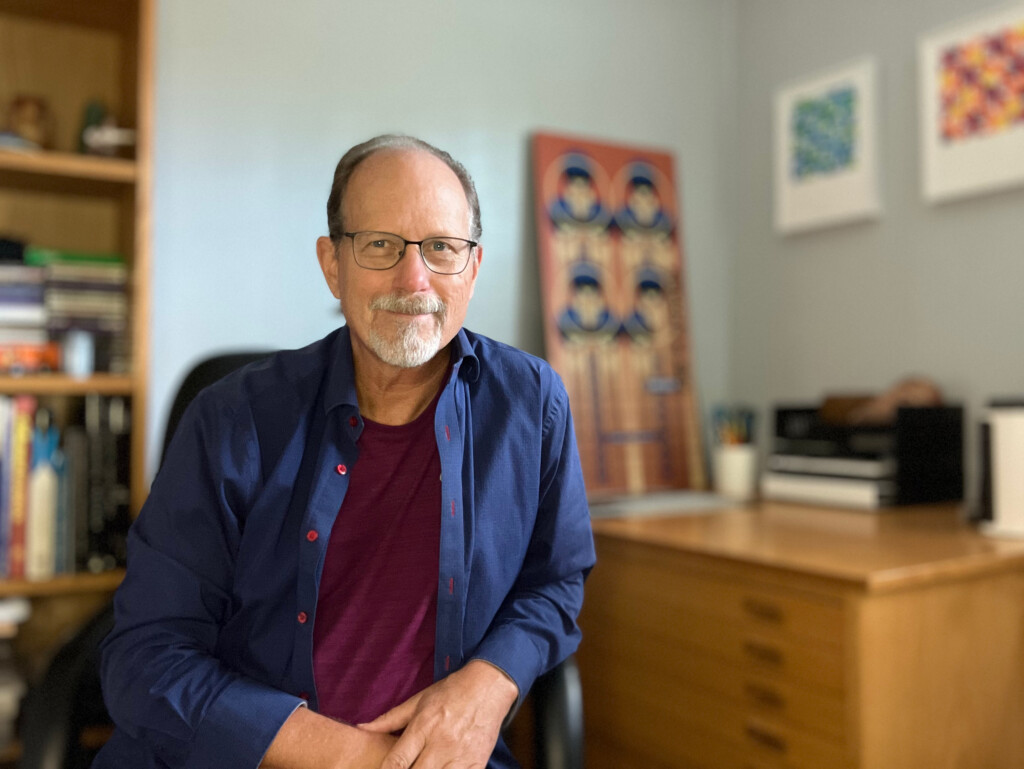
[773,58,881,234]
[919,4,1024,203]
[532,132,706,497]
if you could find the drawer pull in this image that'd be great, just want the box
[743,640,784,666]
[745,722,788,753]
[742,597,784,623]
[744,683,785,709]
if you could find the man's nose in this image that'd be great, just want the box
[392,243,433,292]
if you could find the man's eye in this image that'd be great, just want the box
[370,240,389,249]
[429,240,452,252]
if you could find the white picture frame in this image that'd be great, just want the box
[919,3,1024,203]
[773,58,881,234]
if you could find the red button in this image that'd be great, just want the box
[297,611,308,624]
[299,692,309,701]
[336,464,347,475]
[349,416,358,427]
[306,530,318,542]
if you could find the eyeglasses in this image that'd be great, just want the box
[342,231,478,275]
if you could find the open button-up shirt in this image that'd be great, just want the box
[96,326,595,769]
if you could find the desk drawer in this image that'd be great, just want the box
[582,624,847,741]
[583,657,854,769]
[594,537,844,645]
[584,595,845,693]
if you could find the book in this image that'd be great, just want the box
[0,342,61,374]
[26,410,61,581]
[63,426,90,572]
[23,247,124,268]
[83,395,131,572]
[0,398,10,575]
[765,454,896,479]
[6,396,36,579]
[761,470,896,510]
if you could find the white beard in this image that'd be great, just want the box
[366,293,446,368]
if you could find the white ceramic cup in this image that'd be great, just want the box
[713,444,758,502]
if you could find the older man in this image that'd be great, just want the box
[96,135,595,769]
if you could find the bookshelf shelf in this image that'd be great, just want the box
[0,569,123,598]
[0,374,134,396]
[0,150,136,185]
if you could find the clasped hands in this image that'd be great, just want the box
[356,659,519,769]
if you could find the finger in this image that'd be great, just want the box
[358,693,420,732]
[378,728,427,769]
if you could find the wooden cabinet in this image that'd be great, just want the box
[579,503,1024,769]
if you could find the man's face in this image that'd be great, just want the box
[317,149,481,369]
[564,176,597,220]
[628,184,660,226]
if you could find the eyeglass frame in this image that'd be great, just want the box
[341,230,479,275]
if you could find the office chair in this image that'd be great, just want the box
[19,351,583,769]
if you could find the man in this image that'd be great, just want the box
[95,135,595,769]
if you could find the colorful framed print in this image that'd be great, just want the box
[919,4,1024,202]
[532,132,706,497]
[773,58,881,234]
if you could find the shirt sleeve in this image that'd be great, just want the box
[100,389,304,769]
[470,374,596,706]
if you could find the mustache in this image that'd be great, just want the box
[369,293,446,316]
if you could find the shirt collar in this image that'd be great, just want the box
[325,326,480,414]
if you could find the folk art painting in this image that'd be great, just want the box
[532,133,705,497]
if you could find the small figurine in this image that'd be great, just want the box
[79,101,135,157]
[5,95,54,149]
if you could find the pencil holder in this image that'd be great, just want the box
[713,444,758,502]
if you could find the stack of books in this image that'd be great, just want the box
[761,403,963,510]
[0,394,130,579]
[0,262,59,374]
[25,246,130,374]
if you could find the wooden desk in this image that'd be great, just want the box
[579,502,1024,769]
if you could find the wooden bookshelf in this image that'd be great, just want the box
[0,0,152,516]
[0,569,124,598]
[0,5,152,756]
[0,149,137,184]
[0,374,134,396]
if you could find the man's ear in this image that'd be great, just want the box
[316,236,341,299]
[470,243,483,278]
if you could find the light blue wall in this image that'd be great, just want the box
[148,0,739,478]
[732,0,1024,490]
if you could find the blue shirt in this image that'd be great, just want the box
[95,327,595,769]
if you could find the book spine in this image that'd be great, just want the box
[0,397,10,576]
[26,458,58,581]
[7,396,36,579]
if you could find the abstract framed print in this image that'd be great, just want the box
[920,4,1024,202]
[773,58,882,234]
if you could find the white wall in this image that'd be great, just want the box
[731,0,1024,490]
[148,0,739,479]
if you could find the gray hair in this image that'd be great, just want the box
[326,134,482,243]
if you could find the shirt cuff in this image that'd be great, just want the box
[189,677,305,769]
[470,623,545,712]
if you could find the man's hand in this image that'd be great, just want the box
[357,659,519,769]
[260,707,396,769]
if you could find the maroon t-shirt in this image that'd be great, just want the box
[312,389,442,724]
